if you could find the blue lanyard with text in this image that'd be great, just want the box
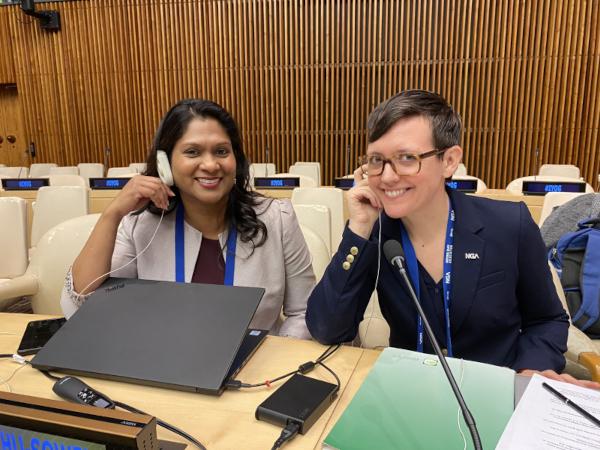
[175,205,237,285]
[399,204,455,356]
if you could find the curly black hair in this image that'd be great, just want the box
[143,99,269,249]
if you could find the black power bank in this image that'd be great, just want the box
[255,374,339,434]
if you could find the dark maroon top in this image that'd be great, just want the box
[191,238,225,285]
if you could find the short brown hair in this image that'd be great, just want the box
[367,90,462,150]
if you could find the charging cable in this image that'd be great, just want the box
[271,422,300,449]
[226,344,341,390]
[0,354,30,393]
[76,209,165,300]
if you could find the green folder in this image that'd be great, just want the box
[323,348,514,450]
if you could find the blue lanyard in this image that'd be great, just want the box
[399,204,455,356]
[175,206,237,285]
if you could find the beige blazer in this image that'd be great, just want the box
[61,198,315,339]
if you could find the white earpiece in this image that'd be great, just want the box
[156,150,174,186]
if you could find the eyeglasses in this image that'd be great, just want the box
[359,148,447,176]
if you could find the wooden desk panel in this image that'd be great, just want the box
[0,313,379,450]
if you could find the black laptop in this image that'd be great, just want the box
[32,278,267,395]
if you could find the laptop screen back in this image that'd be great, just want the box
[32,278,265,394]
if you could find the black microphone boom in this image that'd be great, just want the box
[383,239,483,450]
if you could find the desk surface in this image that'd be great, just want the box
[0,313,379,450]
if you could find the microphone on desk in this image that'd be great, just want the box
[383,239,483,450]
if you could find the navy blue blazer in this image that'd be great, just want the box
[306,189,569,372]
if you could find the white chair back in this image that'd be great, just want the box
[0,197,28,278]
[293,204,332,255]
[454,163,468,176]
[539,192,586,227]
[539,164,581,179]
[49,166,79,176]
[298,225,331,282]
[29,163,57,178]
[289,164,321,186]
[291,187,345,253]
[294,161,321,173]
[0,167,29,178]
[48,174,88,187]
[107,167,138,177]
[129,163,147,173]
[30,186,89,248]
[250,163,276,177]
[78,163,104,180]
[506,176,594,194]
[271,173,317,188]
[29,214,100,314]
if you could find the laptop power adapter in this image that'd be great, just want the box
[255,373,339,434]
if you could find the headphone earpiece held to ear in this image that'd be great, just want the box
[156,150,174,186]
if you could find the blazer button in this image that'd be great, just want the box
[342,261,351,270]
[350,246,359,256]
[346,254,355,263]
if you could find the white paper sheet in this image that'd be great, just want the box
[496,373,600,449]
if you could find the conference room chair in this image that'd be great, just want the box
[0,214,100,314]
[506,176,594,194]
[107,167,139,177]
[0,198,28,310]
[451,175,488,193]
[30,186,89,254]
[0,167,29,178]
[538,192,585,227]
[48,174,88,188]
[548,262,600,382]
[271,172,317,187]
[455,163,468,176]
[129,163,147,173]
[289,164,321,186]
[539,164,581,179]
[294,161,322,174]
[292,204,332,256]
[78,163,104,180]
[49,166,79,176]
[297,224,331,282]
[291,187,345,254]
[358,292,390,349]
[29,163,58,178]
[249,163,276,177]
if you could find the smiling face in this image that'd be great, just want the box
[367,115,461,220]
[170,117,237,211]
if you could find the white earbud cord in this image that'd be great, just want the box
[359,209,383,348]
[75,209,165,302]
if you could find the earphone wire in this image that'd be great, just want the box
[76,209,166,301]
[359,209,383,348]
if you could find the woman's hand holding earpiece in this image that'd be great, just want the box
[347,167,382,239]
[104,175,175,220]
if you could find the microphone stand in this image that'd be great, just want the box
[390,255,483,450]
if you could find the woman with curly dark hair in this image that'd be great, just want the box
[61,99,314,339]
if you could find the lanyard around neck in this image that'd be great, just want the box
[175,205,237,285]
[399,204,455,357]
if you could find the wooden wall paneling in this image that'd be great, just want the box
[2,0,599,187]
[0,9,16,84]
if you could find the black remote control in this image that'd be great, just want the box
[53,376,115,409]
